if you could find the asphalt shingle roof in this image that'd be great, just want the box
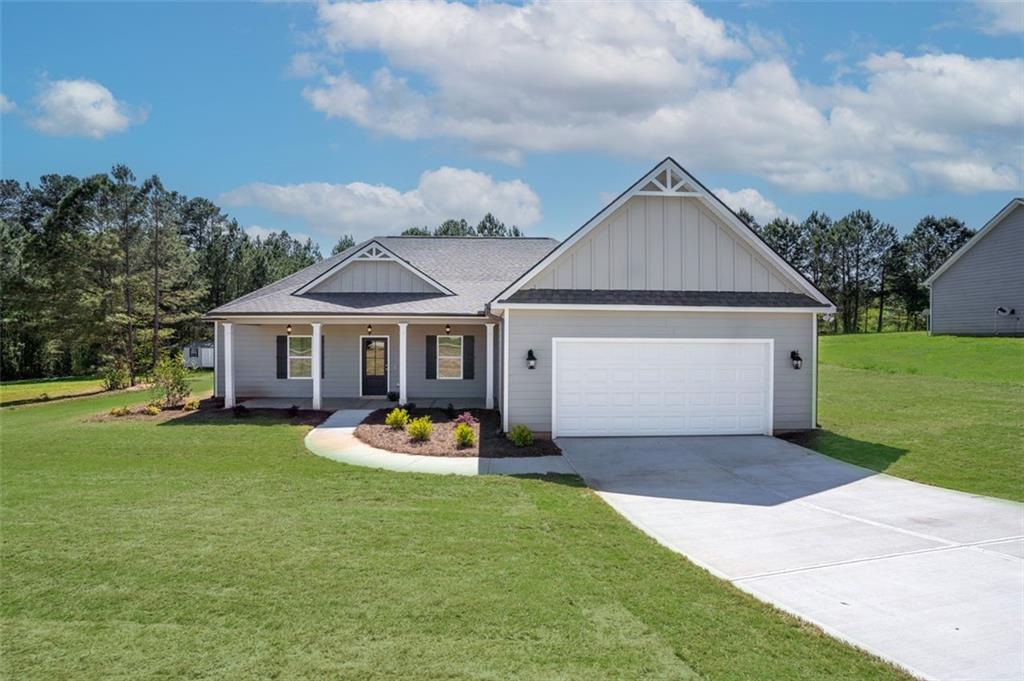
[205,237,559,317]
[502,289,829,308]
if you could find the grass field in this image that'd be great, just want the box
[0,375,107,406]
[0,376,904,679]
[804,332,1024,502]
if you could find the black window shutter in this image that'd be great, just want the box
[276,336,287,379]
[463,335,475,380]
[426,335,437,379]
[321,335,325,379]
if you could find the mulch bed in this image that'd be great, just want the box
[90,397,330,427]
[355,408,561,458]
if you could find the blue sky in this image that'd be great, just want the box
[2,1,1021,252]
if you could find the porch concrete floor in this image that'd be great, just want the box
[238,397,486,410]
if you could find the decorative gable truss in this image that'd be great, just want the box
[296,241,453,295]
[492,158,834,308]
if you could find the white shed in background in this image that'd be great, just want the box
[183,341,215,369]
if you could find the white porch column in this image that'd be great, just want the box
[311,322,322,410]
[485,323,495,410]
[398,322,408,405]
[223,322,235,408]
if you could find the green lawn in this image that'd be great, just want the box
[1,379,903,679]
[0,375,107,406]
[804,332,1024,501]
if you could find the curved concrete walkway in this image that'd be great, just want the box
[305,410,573,476]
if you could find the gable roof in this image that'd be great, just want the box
[924,198,1023,286]
[296,239,454,295]
[204,236,557,318]
[490,157,835,309]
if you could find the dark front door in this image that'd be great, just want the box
[361,337,388,396]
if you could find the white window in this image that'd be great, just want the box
[437,335,463,380]
[288,336,313,379]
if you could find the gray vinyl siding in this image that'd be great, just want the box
[931,205,1024,336]
[214,322,496,401]
[505,309,814,434]
[524,196,797,293]
[308,260,440,293]
[406,324,487,400]
[216,323,400,399]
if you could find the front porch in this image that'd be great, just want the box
[216,317,499,411]
[238,397,487,411]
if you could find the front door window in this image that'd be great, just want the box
[362,338,388,395]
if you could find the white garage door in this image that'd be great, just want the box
[553,338,773,437]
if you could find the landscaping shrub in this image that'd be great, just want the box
[150,355,190,406]
[287,404,300,418]
[454,411,478,426]
[102,364,130,391]
[454,422,476,448]
[444,403,457,420]
[109,406,130,417]
[406,415,433,441]
[385,407,410,429]
[144,404,161,416]
[38,393,50,402]
[507,424,534,448]
[232,404,250,417]
[183,398,200,411]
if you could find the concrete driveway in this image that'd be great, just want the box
[559,436,1024,681]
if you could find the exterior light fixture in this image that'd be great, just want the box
[790,350,803,370]
[286,324,292,336]
[367,324,373,335]
[445,323,451,334]
[526,349,537,370]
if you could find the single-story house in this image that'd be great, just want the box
[204,158,835,437]
[925,198,1023,336]
[182,341,215,369]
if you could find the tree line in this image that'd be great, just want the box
[735,208,973,334]
[0,166,322,381]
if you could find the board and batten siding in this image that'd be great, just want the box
[308,260,440,294]
[505,310,815,433]
[931,204,1024,336]
[523,196,797,293]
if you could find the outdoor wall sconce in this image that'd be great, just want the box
[367,324,373,335]
[526,349,537,370]
[286,324,292,336]
[445,323,451,334]
[790,350,803,370]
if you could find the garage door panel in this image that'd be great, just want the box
[554,339,771,437]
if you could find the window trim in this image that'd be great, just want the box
[287,335,314,380]
[436,334,463,380]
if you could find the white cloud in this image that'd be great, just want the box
[712,187,793,225]
[221,167,541,241]
[0,94,15,114]
[973,1,1024,34]
[301,1,1022,197]
[245,224,315,243]
[29,78,145,138]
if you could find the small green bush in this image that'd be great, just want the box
[102,364,130,391]
[38,392,50,401]
[453,422,476,448]
[183,398,200,411]
[406,415,433,441]
[109,406,131,417]
[507,424,534,448]
[144,404,161,416]
[385,407,410,429]
[151,355,190,406]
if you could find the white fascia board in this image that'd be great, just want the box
[490,303,836,314]
[294,240,454,296]
[491,158,834,307]
[924,198,1023,286]
[205,314,486,324]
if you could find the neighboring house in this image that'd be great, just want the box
[925,198,1024,336]
[182,341,215,369]
[204,158,835,437]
